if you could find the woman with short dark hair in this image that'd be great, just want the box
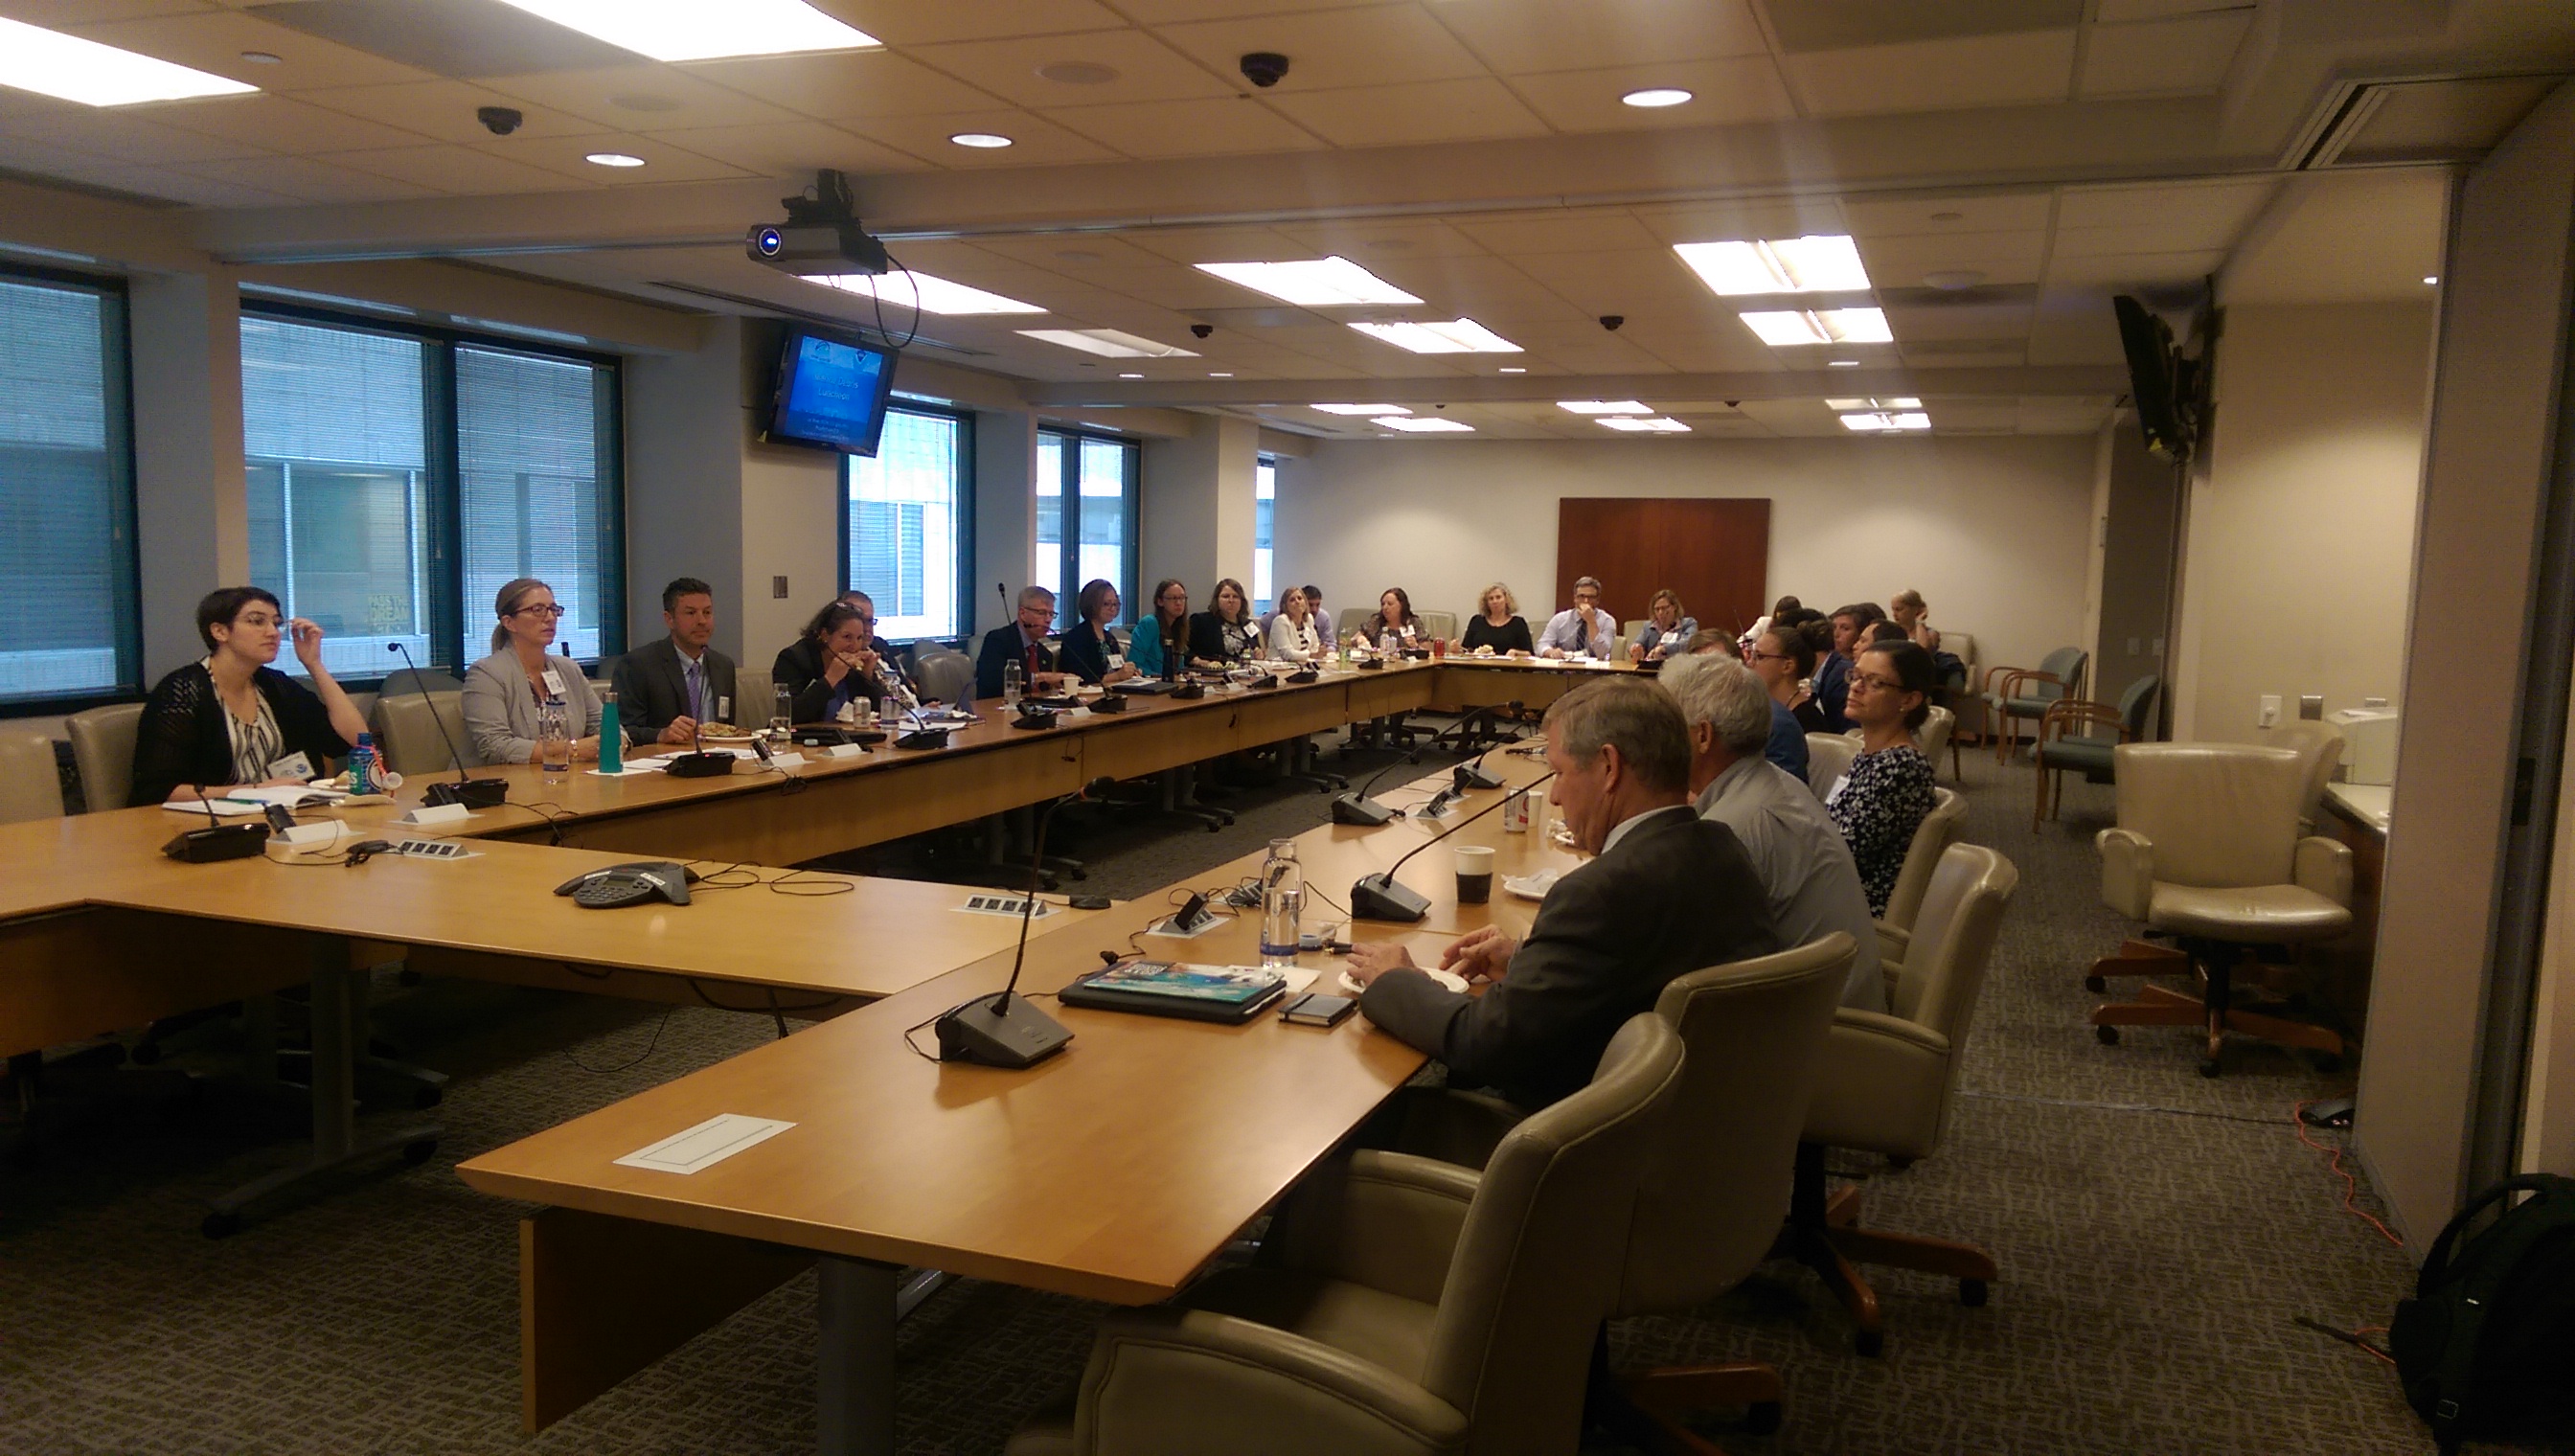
[130,586,371,805]
[1747,624,1827,733]
[1830,640,1939,916]
[1058,579,1139,687]
[1190,578,1264,668]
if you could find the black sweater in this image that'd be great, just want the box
[1461,615,1534,654]
[130,661,349,806]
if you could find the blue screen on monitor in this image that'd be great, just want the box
[771,330,896,456]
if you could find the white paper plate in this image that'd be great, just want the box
[1502,870,1560,901]
[1341,967,1470,996]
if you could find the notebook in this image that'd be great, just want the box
[1060,960,1289,1024]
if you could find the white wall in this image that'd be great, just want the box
[1273,434,2098,676]
[2170,302,2435,743]
[1140,413,1258,601]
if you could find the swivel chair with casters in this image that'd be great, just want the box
[1788,844,2018,1355]
[2085,743,2353,1077]
[1870,787,1967,982]
[370,691,467,776]
[1981,647,2087,764]
[0,730,62,824]
[2030,674,2161,830]
[2266,719,2346,832]
[912,648,974,709]
[1005,1015,1685,1456]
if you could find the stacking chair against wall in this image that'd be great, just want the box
[0,730,64,823]
[2085,743,2353,1077]
[66,702,143,812]
[2031,675,2162,830]
[1789,845,2018,1355]
[1005,1016,1685,1456]
[1981,647,2087,763]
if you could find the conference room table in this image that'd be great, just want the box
[456,745,1589,1454]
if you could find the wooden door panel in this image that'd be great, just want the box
[1556,499,1770,639]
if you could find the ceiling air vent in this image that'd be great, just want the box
[2284,72,2567,171]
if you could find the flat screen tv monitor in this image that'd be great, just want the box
[765,327,899,457]
[2112,295,2190,464]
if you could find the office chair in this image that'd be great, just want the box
[1982,646,2087,763]
[1007,1015,1684,1456]
[1804,733,1857,798]
[1789,844,2018,1354]
[1871,787,1966,982]
[2085,743,2353,1077]
[912,648,975,708]
[65,702,143,813]
[0,730,64,823]
[370,691,467,776]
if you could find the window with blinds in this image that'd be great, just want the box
[1254,456,1277,614]
[1036,428,1138,628]
[0,271,137,704]
[845,407,965,640]
[240,308,621,678]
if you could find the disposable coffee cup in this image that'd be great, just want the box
[1455,844,1495,904]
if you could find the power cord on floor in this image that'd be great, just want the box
[564,1006,673,1074]
[2292,1315,2395,1366]
[2294,1098,2406,1247]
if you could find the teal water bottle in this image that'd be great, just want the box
[599,686,623,774]
[349,733,376,795]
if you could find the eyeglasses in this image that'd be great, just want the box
[850,615,877,627]
[1850,672,1904,693]
[1747,650,1793,664]
[512,604,567,619]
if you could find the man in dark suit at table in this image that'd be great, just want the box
[1348,678,1779,1111]
[612,577,740,744]
[975,585,1067,699]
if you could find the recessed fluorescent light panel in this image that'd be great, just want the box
[1313,403,1409,415]
[1676,236,1872,296]
[1015,329,1196,358]
[949,132,1013,148]
[1825,397,1921,410]
[1621,87,1694,108]
[1841,411,1931,432]
[583,151,646,168]
[811,271,1042,316]
[1739,307,1893,347]
[1598,417,1690,433]
[1195,257,1422,307]
[1373,416,1474,433]
[1557,400,1652,415]
[489,0,877,61]
[0,17,259,105]
[1347,319,1521,354]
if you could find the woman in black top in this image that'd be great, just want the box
[132,586,371,806]
[1057,579,1139,687]
[1830,640,1940,916]
[1189,578,1264,668]
[1747,624,1828,733]
[773,600,889,723]
[1460,581,1533,655]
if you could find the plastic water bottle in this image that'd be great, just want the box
[537,698,571,784]
[348,733,376,794]
[1260,839,1303,970]
[598,686,622,773]
[1003,658,1024,708]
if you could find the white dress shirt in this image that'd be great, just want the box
[1538,605,1619,658]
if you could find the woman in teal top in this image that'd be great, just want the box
[1128,579,1191,678]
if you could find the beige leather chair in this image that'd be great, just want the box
[2086,743,2353,1076]
[1789,844,2019,1354]
[1804,732,1857,797]
[66,702,143,812]
[1007,1015,1685,1456]
[370,691,467,776]
[1874,787,1968,978]
[0,730,65,823]
[910,649,972,708]
[732,667,775,726]
[1417,609,1458,642]
[1914,704,1955,779]
[2265,720,2345,832]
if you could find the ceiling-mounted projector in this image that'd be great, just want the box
[746,170,889,276]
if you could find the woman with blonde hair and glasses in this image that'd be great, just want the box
[1460,581,1532,656]
[462,577,618,765]
[1629,587,1698,661]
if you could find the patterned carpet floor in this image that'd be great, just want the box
[0,736,2430,1455]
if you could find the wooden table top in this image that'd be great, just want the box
[454,750,1585,1305]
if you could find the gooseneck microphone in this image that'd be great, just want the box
[1350,770,1555,923]
[933,776,1117,1067]
[162,782,268,862]
[388,643,509,808]
[1332,743,1427,827]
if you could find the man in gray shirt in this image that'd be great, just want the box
[1660,651,1886,1011]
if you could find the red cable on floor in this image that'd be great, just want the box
[2294,1100,2406,1248]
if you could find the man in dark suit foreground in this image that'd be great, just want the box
[1348,679,1779,1110]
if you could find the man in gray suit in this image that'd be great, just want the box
[613,577,740,744]
[1348,679,1779,1110]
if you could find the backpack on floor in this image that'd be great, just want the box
[2389,1172,2575,1453]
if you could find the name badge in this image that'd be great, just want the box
[1107,653,1125,670]
[541,668,566,697]
[1824,775,1852,806]
[716,694,731,721]
[267,750,314,781]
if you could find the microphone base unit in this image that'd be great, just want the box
[1456,762,1505,791]
[162,823,269,863]
[1330,793,1401,827]
[894,728,950,750]
[1350,872,1431,923]
[664,752,736,779]
[424,778,510,810]
[935,991,1073,1068]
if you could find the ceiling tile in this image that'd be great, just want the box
[141,93,435,153]
[1271,218,1489,260]
[1505,57,1795,131]
[2054,176,2273,231]
[965,235,1179,269]
[1880,300,2036,339]
[0,103,262,165]
[291,80,599,145]
[1114,0,1387,23]
[1042,97,1324,157]
[2041,248,2226,287]
[1840,190,2051,237]
[62,10,439,90]
[1265,76,1551,146]
[1856,229,2047,286]
[1076,263,1291,310]
[62,161,301,208]
[822,0,1130,44]
[841,108,1124,165]
[1386,255,1588,321]
[2026,289,2126,365]
[1428,0,1767,72]
[1629,198,1850,244]
[1621,330,1789,372]
[676,52,1004,121]
[1506,248,1710,311]
[2078,11,2254,97]
[1783,30,2077,116]
[485,67,803,131]
[907,29,1236,109]
[1768,0,2084,53]
[0,1,216,21]
[485,132,757,185]
[317,144,586,194]
[1125,225,1319,265]
[174,152,433,202]
[639,120,931,173]
[1456,213,1662,255]
[1153,7,1493,92]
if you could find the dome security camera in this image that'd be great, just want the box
[1190,323,1214,339]
[1599,314,1625,331]
[477,105,523,136]
[1239,52,1289,88]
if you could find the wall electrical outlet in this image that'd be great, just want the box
[2127,636,2141,655]
[772,576,789,599]
[2258,694,2282,728]
[2299,694,2324,720]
